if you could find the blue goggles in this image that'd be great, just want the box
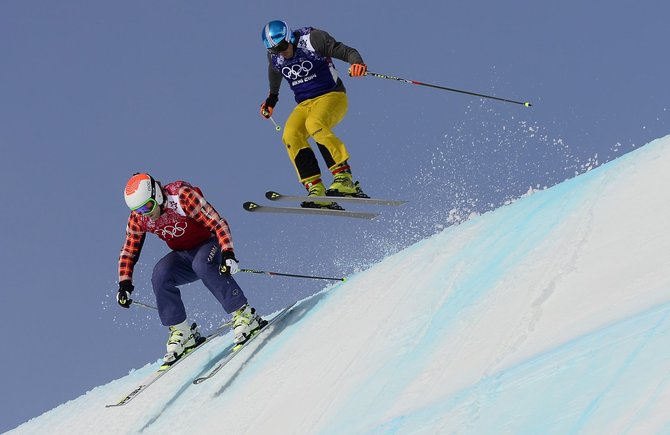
[132,198,158,215]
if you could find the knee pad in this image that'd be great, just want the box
[294,148,321,180]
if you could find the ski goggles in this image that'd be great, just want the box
[132,198,158,215]
[268,39,290,54]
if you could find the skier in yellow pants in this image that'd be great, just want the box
[260,20,368,208]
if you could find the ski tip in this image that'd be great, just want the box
[265,191,281,200]
[106,397,131,407]
[243,201,259,211]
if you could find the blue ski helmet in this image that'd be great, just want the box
[262,20,296,50]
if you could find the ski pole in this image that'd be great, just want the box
[268,116,281,131]
[131,300,158,311]
[365,71,532,107]
[241,268,346,282]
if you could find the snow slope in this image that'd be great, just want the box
[9,135,670,434]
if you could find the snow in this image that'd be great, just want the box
[9,134,670,434]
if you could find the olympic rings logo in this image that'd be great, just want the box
[282,61,313,80]
[157,222,187,239]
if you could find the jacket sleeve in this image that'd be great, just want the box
[118,214,146,282]
[309,28,365,65]
[178,186,235,253]
[267,52,283,95]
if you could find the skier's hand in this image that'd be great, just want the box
[219,250,240,275]
[260,93,279,119]
[117,280,134,308]
[348,63,367,77]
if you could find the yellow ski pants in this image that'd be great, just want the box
[281,91,350,184]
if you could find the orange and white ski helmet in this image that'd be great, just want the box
[123,173,164,211]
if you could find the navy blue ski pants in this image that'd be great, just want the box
[151,238,248,326]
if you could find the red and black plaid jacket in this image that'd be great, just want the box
[118,181,234,282]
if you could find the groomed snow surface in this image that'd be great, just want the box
[10,135,670,434]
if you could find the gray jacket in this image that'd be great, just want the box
[267,28,365,97]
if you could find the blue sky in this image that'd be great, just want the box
[1,1,669,432]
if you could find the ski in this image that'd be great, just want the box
[193,302,297,384]
[265,190,407,207]
[243,201,379,220]
[105,321,232,407]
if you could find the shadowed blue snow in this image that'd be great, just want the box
[8,135,670,434]
[372,302,670,434]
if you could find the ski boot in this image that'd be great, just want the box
[300,179,343,210]
[232,304,267,349]
[326,165,369,198]
[161,320,204,368]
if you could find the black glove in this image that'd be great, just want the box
[219,250,240,275]
[117,280,134,308]
[260,93,279,119]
